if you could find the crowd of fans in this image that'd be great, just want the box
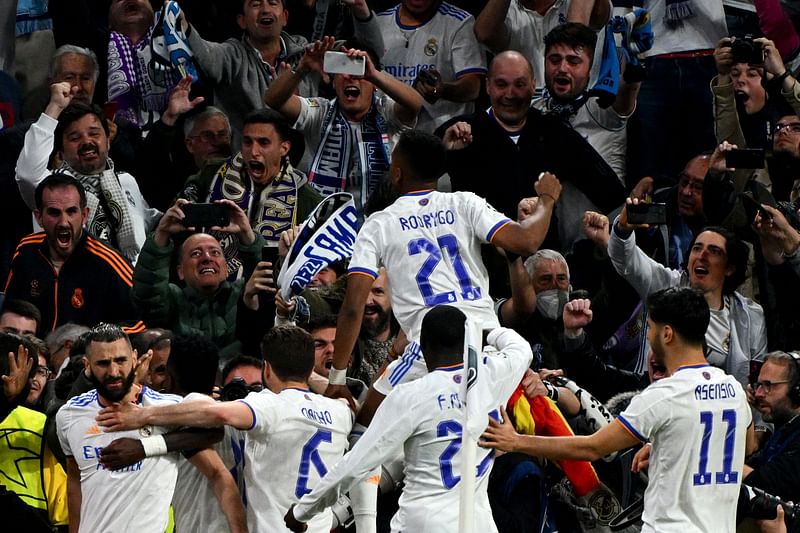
[1,0,800,532]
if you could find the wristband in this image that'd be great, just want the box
[538,193,557,203]
[543,381,560,403]
[328,367,347,386]
[140,435,168,457]
[772,70,791,87]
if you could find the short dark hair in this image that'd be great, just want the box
[243,108,293,142]
[544,22,597,59]
[305,313,339,334]
[35,174,88,210]
[131,328,171,356]
[394,130,446,184]
[0,332,37,379]
[167,334,219,395]
[684,226,749,294]
[0,299,42,330]
[647,287,710,346]
[222,354,264,383]
[420,305,465,367]
[260,326,315,382]
[53,102,109,152]
[84,323,132,355]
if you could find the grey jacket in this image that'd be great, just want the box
[188,17,384,136]
[608,220,767,387]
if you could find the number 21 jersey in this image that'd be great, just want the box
[349,190,511,341]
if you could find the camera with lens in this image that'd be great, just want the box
[738,485,800,526]
[219,378,262,401]
[730,35,764,65]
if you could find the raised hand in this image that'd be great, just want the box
[582,211,610,248]
[2,344,33,402]
[442,121,473,150]
[562,298,593,335]
[162,76,205,126]
[534,172,561,204]
[45,81,77,118]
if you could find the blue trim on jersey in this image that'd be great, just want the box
[617,416,647,442]
[675,364,711,373]
[348,266,379,279]
[141,387,182,404]
[388,342,423,386]
[403,189,434,197]
[238,399,258,431]
[456,67,488,78]
[67,389,98,407]
[394,4,437,30]
[437,3,469,21]
[486,219,512,242]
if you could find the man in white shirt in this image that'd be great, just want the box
[285,304,533,532]
[55,323,183,533]
[96,326,354,533]
[481,286,755,533]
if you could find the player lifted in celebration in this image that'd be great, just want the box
[326,129,561,418]
[285,305,533,532]
[481,287,756,533]
[56,324,186,533]
[97,326,353,533]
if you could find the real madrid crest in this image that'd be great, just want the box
[30,279,40,298]
[424,38,438,57]
[140,425,154,437]
[71,287,84,309]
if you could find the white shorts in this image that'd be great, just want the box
[373,341,428,396]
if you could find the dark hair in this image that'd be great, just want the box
[131,328,171,357]
[305,313,339,334]
[222,354,264,383]
[0,299,42,330]
[167,334,219,395]
[394,130,446,184]
[243,108,293,141]
[684,226,749,294]
[84,323,132,356]
[420,305,465,367]
[544,22,597,59]
[53,102,109,152]
[0,332,37,379]
[34,173,88,210]
[647,287,710,346]
[260,326,315,382]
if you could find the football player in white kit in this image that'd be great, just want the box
[56,324,184,533]
[97,326,353,533]
[481,287,756,533]
[285,305,533,532]
[325,129,560,421]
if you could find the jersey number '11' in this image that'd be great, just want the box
[692,409,739,486]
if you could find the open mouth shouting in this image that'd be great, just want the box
[247,160,266,180]
[198,264,219,277]
[692,264,710,282]
[258,14,276,30]
[343,85,361,102]
[552,75,572,93]
[55,227,73,248]
[78,143,100,162]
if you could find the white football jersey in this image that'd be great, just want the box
[376,2,486,132]
[239,387,353,533]
[293,327,532,532]
[617,365,751,533]
[56,387,181,533]
[349,190,510,341]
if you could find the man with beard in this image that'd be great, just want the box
[744,351,800,502]
[4,174,144,335]
[177,109,321,278]
[442,50,625,257]
[351,268,396,385]
[585,204,767,387]
[265,38,422,213]
[55,323,184,533]
[16,82,161,263]
[481,286,755,533]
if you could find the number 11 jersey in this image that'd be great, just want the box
[349,189,511,341]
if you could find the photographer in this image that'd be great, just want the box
[219,355,265,401]
[131,198,264,363]
[741,351,800,530]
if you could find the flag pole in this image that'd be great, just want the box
[458,317,479,533]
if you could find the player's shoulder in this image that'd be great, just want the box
[376,4,399,18]
[64,389,100,409]
[436,2,472,22]
[141,387,182,406]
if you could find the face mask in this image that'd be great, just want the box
[536,289,569,320]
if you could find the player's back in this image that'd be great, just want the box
[239,387,353,533]
[390,367,498,532]
[622,365,751,533]
[352,190,509,340]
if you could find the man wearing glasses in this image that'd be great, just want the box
[745,351,800,503]
[772,116,800,203]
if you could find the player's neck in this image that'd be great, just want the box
[665,347,707,375]
[270,379,310,393]
[398,2,438,25]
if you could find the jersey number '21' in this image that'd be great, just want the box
[408,234,480,307]
[692,409,739,486]
[437,417,495,489]
[296,429,332,498]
